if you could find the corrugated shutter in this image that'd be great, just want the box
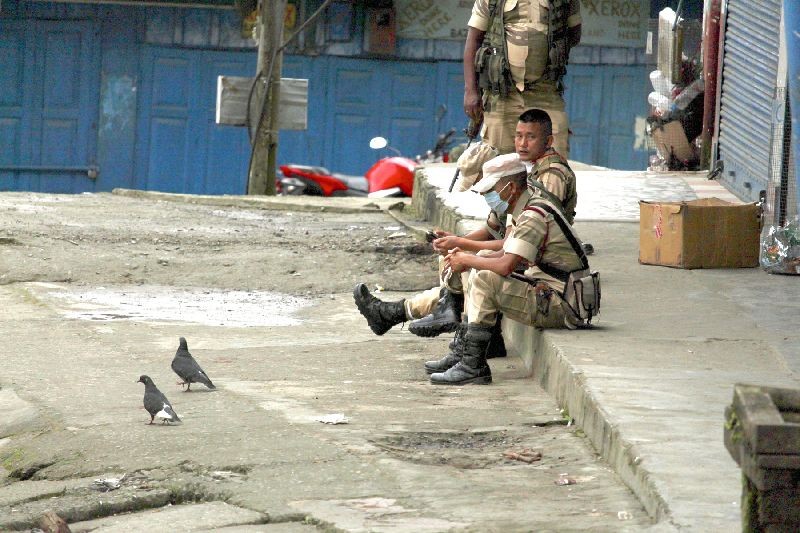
[717,0,781,201]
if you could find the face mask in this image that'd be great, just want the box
[484,183,510,215]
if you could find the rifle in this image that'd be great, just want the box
[448,117,482,192]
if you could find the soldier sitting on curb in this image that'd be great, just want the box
[353,140,502,337]
[409,108,581,337]
[353,109,582,350]
[428,155,594,385]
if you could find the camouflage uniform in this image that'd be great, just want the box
[528,147,577,223]
[461,189,586,329]
[468,0,581,157]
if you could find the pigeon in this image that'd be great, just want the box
[137,375,181,425]
[171,337,216,391]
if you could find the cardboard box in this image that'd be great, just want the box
[639,198,760,268]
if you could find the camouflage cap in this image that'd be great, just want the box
[454,142,500,192]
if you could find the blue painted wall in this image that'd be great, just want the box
[0,0,650,195]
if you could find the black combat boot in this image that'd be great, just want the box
[353,283,406,335]
[423,323,466,374]
[408,287,463,337]
[430,324,492,385]
[486,313,507,359]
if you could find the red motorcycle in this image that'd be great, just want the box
[278,136,417,197]
[277,130,456,197]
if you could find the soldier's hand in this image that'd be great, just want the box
[463,88,483,122]
[445,248,466,272]
[433,235,460,255]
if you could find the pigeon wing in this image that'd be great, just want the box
[172,353,215,389]
[171,354,197,381]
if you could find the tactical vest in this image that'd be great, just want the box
[528,150,577,224]
[474,0,514,97]
[475,0,573,96]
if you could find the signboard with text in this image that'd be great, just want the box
[579,0,649,47]
[396,0,472,41]
[395,0,649,48]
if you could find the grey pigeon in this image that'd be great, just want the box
[137,375,181,425]
[171,337,216,391]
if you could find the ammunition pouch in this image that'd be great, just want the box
[475,45,515,98]
[475,0,514,98]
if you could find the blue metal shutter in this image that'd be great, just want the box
[717,0,781,201]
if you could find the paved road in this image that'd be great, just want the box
[0,192,649,532]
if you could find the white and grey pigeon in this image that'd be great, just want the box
[171,337,216,391]
[137,375,181,425]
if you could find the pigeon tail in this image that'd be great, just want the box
[195,372,216,390]
[156,403,181,423]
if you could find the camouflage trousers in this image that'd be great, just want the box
[482,80,569,158]
[463,268,570,329]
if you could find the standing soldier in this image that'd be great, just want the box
[464,0,582,157]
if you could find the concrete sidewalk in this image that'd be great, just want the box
[409,164,800,531]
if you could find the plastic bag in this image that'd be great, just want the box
[760,215,800,275]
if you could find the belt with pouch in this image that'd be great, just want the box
[510,262,569,284]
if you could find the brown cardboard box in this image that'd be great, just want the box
[639,198,760,268]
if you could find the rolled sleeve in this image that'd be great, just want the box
[468,0,490,30]
[504,209,547,262]
[504,236,538,262]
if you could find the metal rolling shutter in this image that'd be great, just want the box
[717,0,781,201]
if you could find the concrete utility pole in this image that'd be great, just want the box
[248,0,285,195]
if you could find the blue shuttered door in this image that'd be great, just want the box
[278,56,439,176]
[0,20,99,192]
[717,0,781,201]
[279,55,318,167]
[599,68,649,170]
[0,22,30,186]
[564,65,648,170]
[564,66,604,165]
[435,62,469,137]
[385,61,438,161]
[323,57,436,175]
[136,46,254,194]
[202,51,256,194]
[325,58,380,174]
